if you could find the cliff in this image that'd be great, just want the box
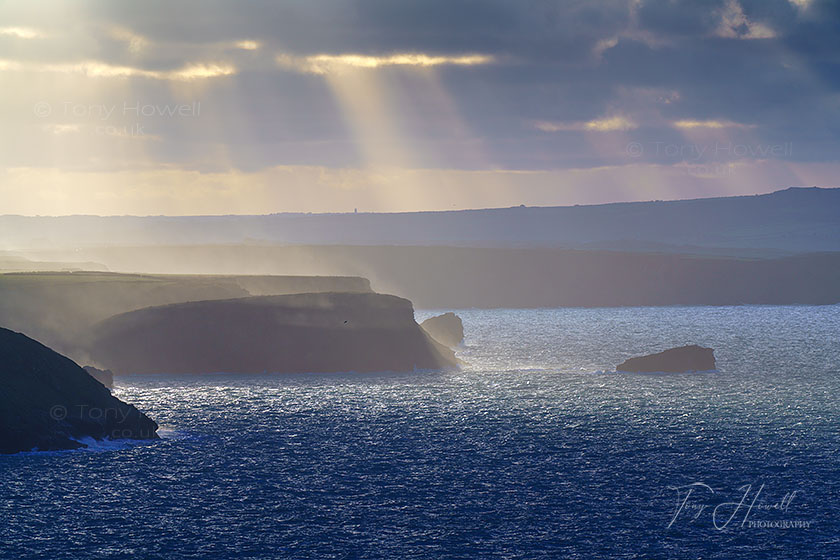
[0,327,158,454]
[87,292,457,374]
[0,271,371,361]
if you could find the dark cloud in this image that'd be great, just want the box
[1,0,838,173]
[636,0,728,36]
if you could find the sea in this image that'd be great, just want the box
[2,305,839,559]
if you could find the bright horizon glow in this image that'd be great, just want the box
[277,52,494,75]
[673,119,755,129]
[0,59,236,80]
[0,26,44,39]
[535,116,638,132]
[234,40,260,51]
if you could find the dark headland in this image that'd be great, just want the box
[87,292,457,374]
[0,327,158,454]
[0,272,372,361]
[0,272,458,377]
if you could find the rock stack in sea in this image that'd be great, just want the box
[616,345,716,373]
[420,312,464,347]
[83,366,114,389]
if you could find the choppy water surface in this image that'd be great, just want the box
[2,306,839,559]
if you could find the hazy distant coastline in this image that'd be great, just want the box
[7,246,838,310]
[2,187,839,254]
[2,187,839,311]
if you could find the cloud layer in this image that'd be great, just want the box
[0,0,838,214]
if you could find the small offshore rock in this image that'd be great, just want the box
[616,345,715,373]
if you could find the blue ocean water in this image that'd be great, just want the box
[2,305,839,559]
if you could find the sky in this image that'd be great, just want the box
[0,0,838,215]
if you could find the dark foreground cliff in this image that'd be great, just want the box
[88,292,457,374]
[0,327,158,454]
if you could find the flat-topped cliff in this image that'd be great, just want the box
[87,292,457,374]
[0,271,371,361]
